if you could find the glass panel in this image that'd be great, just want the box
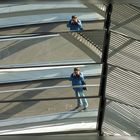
[0,98,99,135]
[0,64,102,83]
[0,77,100,101]
[0,1,105,134]
[0,71,100,120]
[0,30,104,66]
[0,2,104,30]
[0,98,99,120]
[0,81,99,134]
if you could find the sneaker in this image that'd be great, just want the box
[70,106,81,111]
[75,106,80,109]
[82,107,88,111]
[77,104,82,108]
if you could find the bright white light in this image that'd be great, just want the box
[122,131,131,136]
[0,122,96,135]
[0,65,85,72]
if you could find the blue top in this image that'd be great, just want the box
[67,19,83,31]
[69,72,85,92]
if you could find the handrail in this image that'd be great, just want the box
[0,33,60,42]
[0,19,104,30]
[0,95,99,103]
[0,84,99,94]
[0,61,101,69]
[0,29,105,41]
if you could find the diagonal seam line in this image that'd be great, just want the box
[111,14,140,30]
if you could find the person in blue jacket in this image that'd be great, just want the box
[67,15,83,31]
[70,67,88,110]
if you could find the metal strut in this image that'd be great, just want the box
[97,3,113,136]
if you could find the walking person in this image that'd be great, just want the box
[67,15,83,31]
[69,67,88,110]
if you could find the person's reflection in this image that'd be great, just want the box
[67,15,83,31]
